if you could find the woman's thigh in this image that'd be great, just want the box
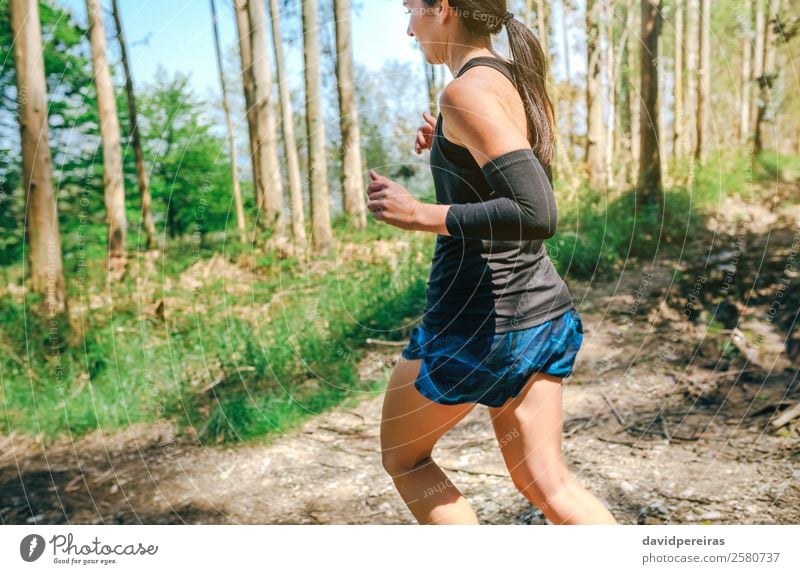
[487,372,568,499]
[380,356,477,474]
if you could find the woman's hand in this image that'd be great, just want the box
[415,111,437,155]
[367,169,422,231]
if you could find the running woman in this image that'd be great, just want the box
[367,0,618,525]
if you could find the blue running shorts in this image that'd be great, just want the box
[400,306,584,408]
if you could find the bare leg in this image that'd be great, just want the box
[488,371,618,524]
[380,357,479,524]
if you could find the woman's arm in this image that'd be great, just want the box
[414,76,558,241]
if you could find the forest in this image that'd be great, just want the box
[1,0,799,525]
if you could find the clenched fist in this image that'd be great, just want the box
[367,169,422,231]
[415,111,437,155]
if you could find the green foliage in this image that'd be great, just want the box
[0,223,431,445]
[550,150,766,280]
[132,68,236,240]
[757,150,800,183]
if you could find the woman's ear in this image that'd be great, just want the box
[438,0,449,23]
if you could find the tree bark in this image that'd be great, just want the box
[628,0,641,177]
[685,0,699,160]
[210,0,246,243]
[269,0,306,246]
[10,0,67,317]
[754,0,781,155]
[658,30,667,181]
[334,0,366,229]
[110,0,156,251]
[604,0,616,189]
[425,62,439,116]
[561,0,575,156]
[233,0,262,223]
[534,0,553,88]
[302,0,332,252]
[740,0,753,146]
[695,0,711,164]
[247,0,284,235]
[86,0,127,263]
[612,0,630,165]
[585,0,605,187]
[673,0,684,161]
[638,0,663,204]
[751,0,765,139]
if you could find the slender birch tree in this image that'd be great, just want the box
[210,0,246,243]
[10,0,67,317]
[110,0,156,251]
[638,0,663,203]
[334,0,366,229]
[269,0,306,245]
[303,0,332,252]
[246,0,284,234]
[86,0,127,264]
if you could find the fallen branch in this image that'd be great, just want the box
[600,391,628,427]
[771,401,800,428]
[365,338,407,347]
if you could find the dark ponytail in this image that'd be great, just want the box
[422,0,555,166]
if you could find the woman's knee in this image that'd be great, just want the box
[511,459,572,504]
[381,449,434,479]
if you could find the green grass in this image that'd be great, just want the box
[548,146,795,281]
[2,147,798,446]
[0,217,431,446]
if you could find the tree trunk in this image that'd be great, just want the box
[302,0,332,252]
[247,0,284,235]
[638,0,663,205]
[10,0,67,317]
[210,0,246,244]
[561,0,575,156]
[618,0,633,183]
[525,0,534,33]
[658,31,668,181]
[613,0,631,166]
[334,0,366,229]
[233,0,262,224]
[110,0,156,251]
[628,0,641,179]
[585,0,605,187]
[673,0,684,162]
[754,0,781,155]
[685,0,699,161]
[425,62,439,115]
[86,0,127,264]
[695,0,711,164]
[751,0,765,139]
[535,0,553,88]
[604,0,616,189]
[269,0,306,246]
[739,0,753,146]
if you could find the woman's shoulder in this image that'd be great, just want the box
[438,72,529,167]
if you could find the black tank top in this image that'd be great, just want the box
[421,56,575,336]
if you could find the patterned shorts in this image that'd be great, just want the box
[400,307,584,408]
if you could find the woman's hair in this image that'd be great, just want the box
[422,0,555,166]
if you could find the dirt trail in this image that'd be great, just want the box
[2,185,799,525]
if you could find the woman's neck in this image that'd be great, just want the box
[447,45,500,78]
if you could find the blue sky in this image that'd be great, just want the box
[58,0,585,99]
[60,0,425,95]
